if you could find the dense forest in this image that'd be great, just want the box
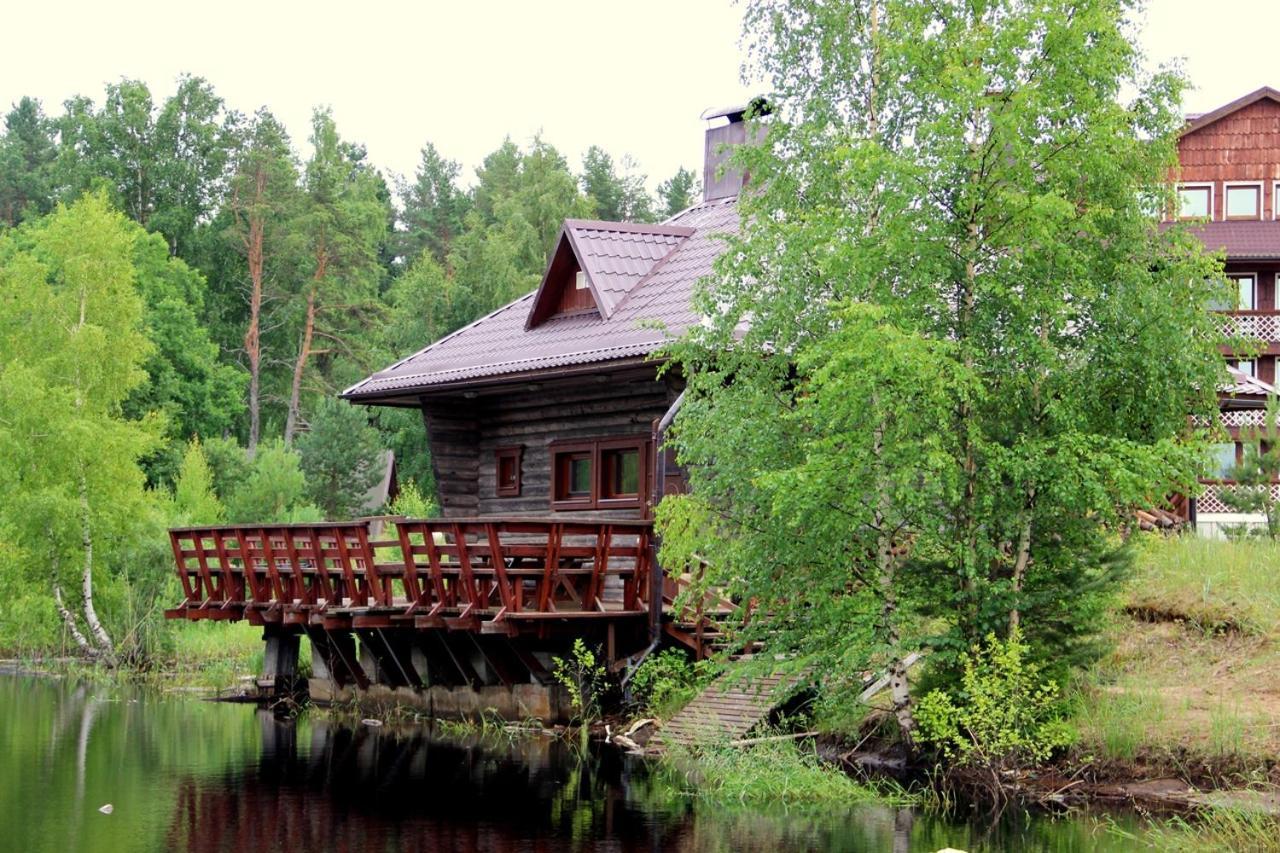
[0,75,700,660]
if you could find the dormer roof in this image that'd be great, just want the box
[1181,86,1280,137]
[525,220,695,328]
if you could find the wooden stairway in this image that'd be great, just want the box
[651,670,798,748]
[661,569,747,660]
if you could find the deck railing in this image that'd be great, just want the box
[165,517,654,634]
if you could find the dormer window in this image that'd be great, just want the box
[1225,184,1261,220]
[1178,184,1212,219]
[575,270,589,290]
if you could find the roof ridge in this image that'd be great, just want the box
[1182,86,1280,136]
[564,218,696,237]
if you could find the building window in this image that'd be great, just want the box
[1230,359,1256,378]
[1225,184,1261,220]
[495,446,522,497]
[1212,442,1240,479]
[1229,274,1257,311]
[550,437,649,510]
[1178,184,1212,219]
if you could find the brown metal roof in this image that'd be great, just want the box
[527,220,695,324]
[1179,220,1280,260]
[343,198,739,402]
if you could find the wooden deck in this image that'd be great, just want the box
[164,517,657,642]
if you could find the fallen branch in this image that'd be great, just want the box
[729,730,819,748]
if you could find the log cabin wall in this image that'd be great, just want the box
[1178,97,1280,219]
[419,367,683,520]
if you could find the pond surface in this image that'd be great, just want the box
[1,674,1153,852]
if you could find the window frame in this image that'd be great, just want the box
[495,446,523,498]
[549,436,650,511]
[1223,181,1263,221]
[1176,182,1214,220]
[1228,272,1258,311]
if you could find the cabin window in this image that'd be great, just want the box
[1178,184,1211,219]
[550,437,649,510]
[1225,184,1261,220]
[575,270,589,290]
[551,442,595,508]
[495,446,522,497]
[601,447,641,499]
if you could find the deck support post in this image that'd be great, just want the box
[262,624,301,697]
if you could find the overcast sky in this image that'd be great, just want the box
[0,0,1272,190]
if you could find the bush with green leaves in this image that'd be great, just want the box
[296,397,385,519]
[629,648,717,719]
[225,439,322,523]
[552,638,606,724]
[915,628,1073,770]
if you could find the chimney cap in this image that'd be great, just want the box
[700,97,772,124]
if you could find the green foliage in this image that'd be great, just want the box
[296,397,384,518]
[388,480,435,519]
[224,439,321,523]
[665,0,1226,693]
[630,648,717,719]
[656,166,699,219]
[552,639,606,724]
[173,438,225,524]
[916,629,1073,769]
[200,435,251,505]
[398,142,470,265]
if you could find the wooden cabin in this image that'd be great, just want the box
[164,108,755,709]
[1169,86,1280,534]
[340,107,754,521]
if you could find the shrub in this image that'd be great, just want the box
[552,639,606,724]
[629,648,716,719]
[916,628,1073,770]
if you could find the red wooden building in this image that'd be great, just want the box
[1170,86,1280,534]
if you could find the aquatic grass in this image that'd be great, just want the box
[658,739,917,812]
[1108,807,1280,851]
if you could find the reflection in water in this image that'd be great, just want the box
[3,675,1144,853]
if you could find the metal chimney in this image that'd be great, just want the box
[701,98,769,202]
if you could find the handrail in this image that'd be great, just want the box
[165,517,655,632]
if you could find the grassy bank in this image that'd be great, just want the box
[1068,535,1280,779]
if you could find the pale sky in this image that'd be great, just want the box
[0,0,1273,191]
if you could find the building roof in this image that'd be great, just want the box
[1224,366,1277,398]
[526,220,695,325]
[1181,86,1280,136]
[343,197,739,403]
[1179,220,1280,260]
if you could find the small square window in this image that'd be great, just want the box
[1178,185,1211,219]
[1212,442,1239,479]
[495,447,522,497]
[552,443,595,507]
[601,447,641,499]
[1230,359,1256,378]
[575,270,589,290]
[1226,185,1260,219]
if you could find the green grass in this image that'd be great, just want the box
[1128,535,1280,634]
[1065,534,1280,769]
[657,739,916,811]
[163,620,268,691]
[1110,807,1280,851]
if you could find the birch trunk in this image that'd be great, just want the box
[78,470,116,664]
[53,583,97,659]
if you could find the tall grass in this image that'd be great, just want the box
[1112,807,1280,851]
[657,740,916,811]
[1128,535,1280,634]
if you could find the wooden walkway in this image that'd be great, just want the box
[652,671,798,747]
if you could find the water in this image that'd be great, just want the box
[0,675,1152,852]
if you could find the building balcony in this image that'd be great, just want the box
[1219,310,1280,348]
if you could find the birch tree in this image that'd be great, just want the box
[661,0,1228,736]
[0,194,161,664]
